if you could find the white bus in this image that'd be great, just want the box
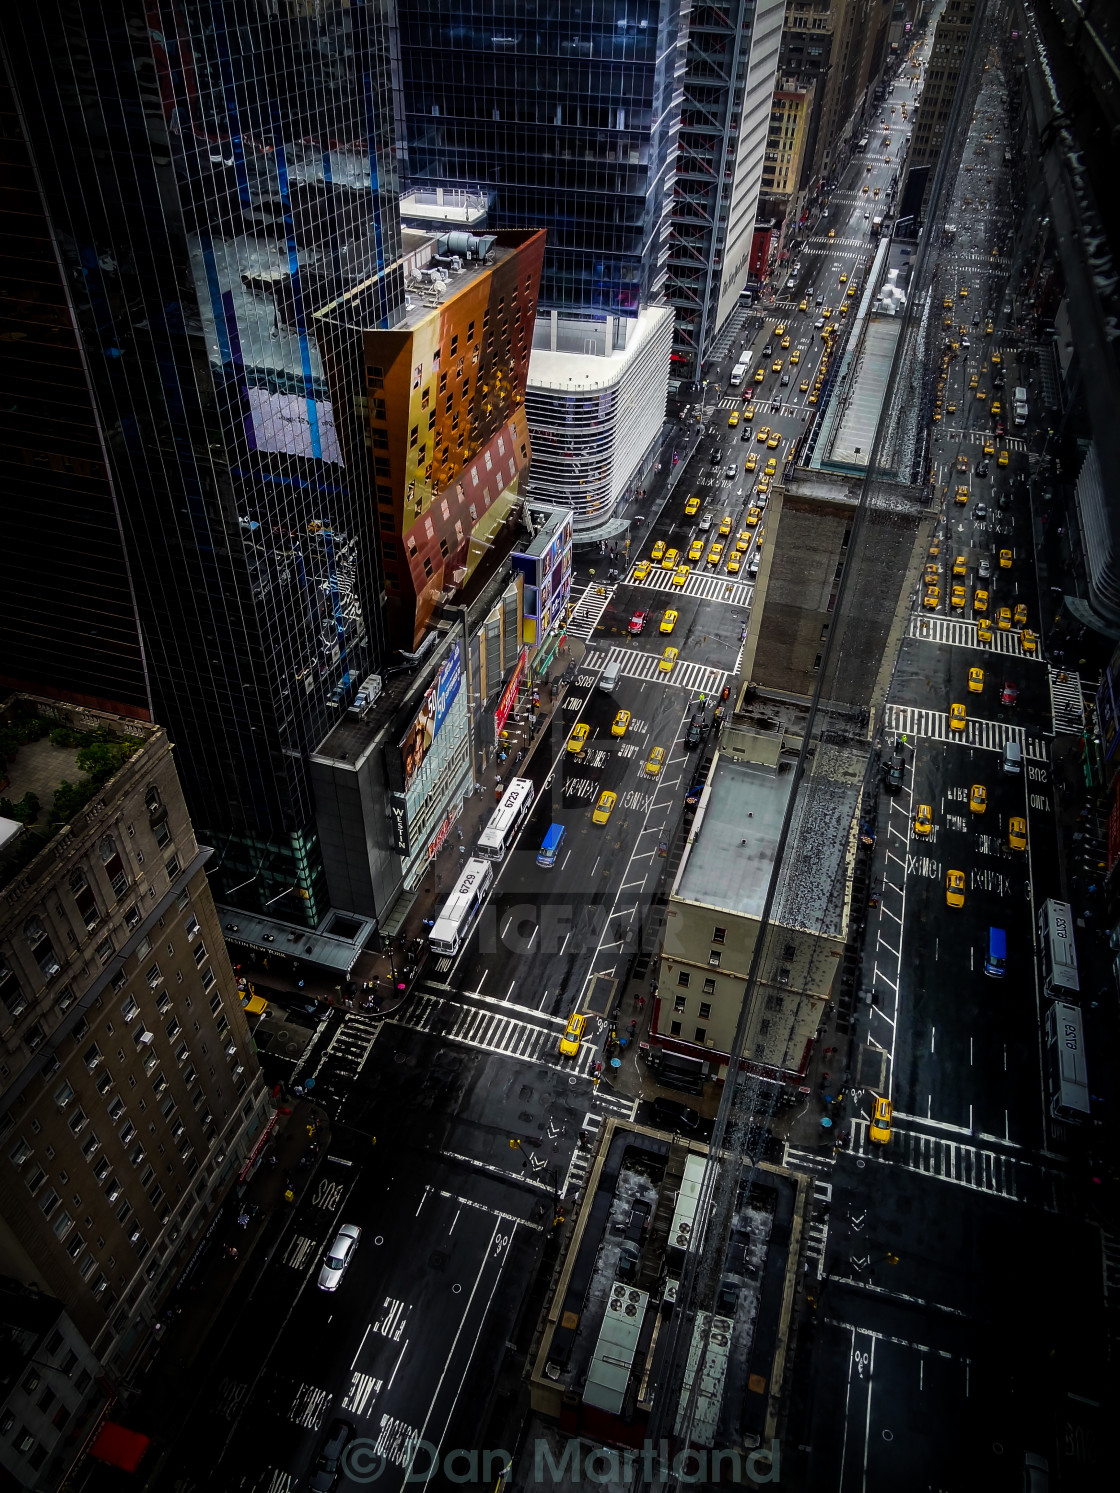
[1045,1001,1090,1123]
[428,857,494,956]
[476,776,535,860]
[1038,898,1079,997]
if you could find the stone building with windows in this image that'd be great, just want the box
[0,697,267,1378]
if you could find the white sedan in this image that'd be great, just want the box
[318,1223,361,1291]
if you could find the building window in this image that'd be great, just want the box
[676,971,690,987]
[24,916,61,980]
[669,1020,682,1037]
[68,869,100,931]
[165,856,182,881]
[712,926,726,944]
[702,979,716,996]
[708,951,722,967]
[145,964,162,989]
[193,943,207,967]
[99,837,128,898]
[694,1027,707,1044]
[674,995,686,1014]
[698,1002,712,1020]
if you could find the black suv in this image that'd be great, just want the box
[310,1421,354,1493]
[651,1097,702,1131]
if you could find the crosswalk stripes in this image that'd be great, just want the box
[782,1143,836,1180]
[567,583,616,641]
[591,1088,640,1121]
[907,612,1036,659]
[390,992,592,1076]
[625,562,754,608]
[1048,666,1086,735]
[560,1112,601,1200]
[942,427,1027,452]
[803,1179,832,1280]
[883,702,1048,761]
[299,1011,383,1104]
[601,644,726,699]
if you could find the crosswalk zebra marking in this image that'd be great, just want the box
[567,583,616,640]
[1048,667,1086,735]
[907,612,1037,658]
[600,645,726,699]
[626,563,754,607]
[884,703,1047,760]
[391,993,595,1076]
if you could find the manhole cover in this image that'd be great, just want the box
[429,1250,449,1272]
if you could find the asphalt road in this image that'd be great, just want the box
[787,36,1110,1493]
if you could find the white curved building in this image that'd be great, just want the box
[524,305,674,531]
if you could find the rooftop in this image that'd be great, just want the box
[674,736,859,939]
[399,187,491,227]
[0,697,155,894]
[527,304,673,393]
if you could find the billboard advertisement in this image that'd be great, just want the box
[399,642,463,792]
[495,648,527,737]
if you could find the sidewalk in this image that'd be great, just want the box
[118,1094,330,1443]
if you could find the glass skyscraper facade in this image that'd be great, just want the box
[395,0,689,316]
[0,1,404,924]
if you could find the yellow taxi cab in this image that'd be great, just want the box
[925,563,940,585]
[991,349,1001,363]
[808,391,818,405]
[684,496,701,516]
[952,554,968,577]
[757,424,770,443]
[1009,816,1027,852]
[592,791,617,826]
[767,433,781,449]
[869,1096,893,1144]
[847,284,856,297]
[660,609,678,634]
[839,303,849,317]
[839,272,848,285]
[745,507,762,530]
[728,409,740,427]
[659,646,679,673]
[707,544,724,566]
[968,666,984,693]
[955,485,969,505]
[873,188,879,198]
[662,547,679,569]
[959,286,969,298]
[1013,603,1028,627]
[781,335,791,350]
[947,401,957,414]
[651,540,666,562]
[949,702,967,731]
[754,367,766,384]
[969,373,979,389]
[727,553,741,574]
[771,358,783,373]
[611,709,631,738]
[913,804,933,837]
[863,183,870,194]
[718,515,732,536]
[998,449,1009,467]
[973,589,988,613]
[951,585,967,610]
[957,454,969,472]
[983,440,995,457]
[775,323,786,336]
[822,307,832,319]
[757,476,770,494]
[765,457,777,473]
[633,560,651,581]
[923,587,941,610]
[744,405,755,421]
[997,607,1012,630]
[977,618,993,644]
[688,539,704,562]
[942,296,953,309]
[828,227,836,236]
[567,723,590,755]
[799,380,810,393]
[671,566,689,588]
[790,350,800,365]
[1021,628,1037,654]
[929,539,941,557]
[559,1011,587,1057]
[976,386,987,401]
[736,530,751,552]
[799,299,808,312]
[645,746,666,777]
[946,869,966,909]
[970,783,987,813]
[745,452,758,472]
[755,525,766,548]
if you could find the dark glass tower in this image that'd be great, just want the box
[394,0,688,316]
[0,1,404,924]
